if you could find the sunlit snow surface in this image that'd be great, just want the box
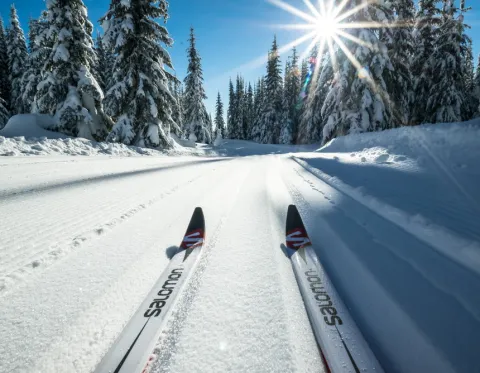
[0,119,479,373]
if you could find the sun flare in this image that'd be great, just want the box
[315,15,339,38]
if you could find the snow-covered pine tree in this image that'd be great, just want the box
[245,83,254,140]
[279,57,292,145]
[259,36,283,144]
[206,112,213,143]
[459,0,476,119]
[35,0,109,140]
[251,77,266,142]
[94,32,114,94]
[463,45,477,119]
[19,14,51,114]
[102,0,177,147]
[297,46,321,143]
[426,0,470,123]
[214,92,226,140]
[411,0,441,124]
[232,75,245,139]
[386,0,415,126]
[474,55,480,114]
[226,79,235,139]
[170,79,184,138]
[0,17,11,112]
[183,27,210,143]
[322,0,394,143]
[300,59,308,90]
[298,51,334,144]
[0,96,8,129]
[279,48,301,144]
[7,5,28,114]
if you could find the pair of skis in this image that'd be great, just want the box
[95,206,383,373]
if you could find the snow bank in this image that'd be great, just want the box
[0,114,218,157]
[0,114,65,139]
[319,119,480,170]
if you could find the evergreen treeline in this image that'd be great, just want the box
[0,1,207,148]
[0,0,478,147]
[227,0,479,145]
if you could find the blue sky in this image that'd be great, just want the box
[1,0,479,116]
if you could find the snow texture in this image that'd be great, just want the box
[0,120,479,373]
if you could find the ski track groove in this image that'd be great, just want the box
[150,167,248,373]
[0,161,226,295]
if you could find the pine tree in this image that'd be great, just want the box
[7,5,28,114]
[299,51,333,143]
[183,27,210,143]
[474,54,480,115]
[94,32,114,93]
[214,92,226,140]
[463,44,476,119]
[226,79,235,139]
[251,78,266,142]
[296,46,320,143]
[386,0,415,126]
[102,0,177,147]
[459,0,476,119]
[35,0,109,140]
[245,83,254,140]
[0,17,10,112]
[411,0,441,124]
[20,14,51,114]
[259,36,283,144]
[280,48,302,144]
[170,80,184,138]
[0,96,8,129]
[426,0,470,123]
[322,0,394,143]
[232,75,245,139]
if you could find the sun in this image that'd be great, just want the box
[315,15,339,38]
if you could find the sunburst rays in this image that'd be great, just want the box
[264,0,402,97]
[219,0,402,99]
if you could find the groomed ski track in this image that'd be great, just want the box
[0,145,479,373]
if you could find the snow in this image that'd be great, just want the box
[0,114,217,157]
[0,122,479,373]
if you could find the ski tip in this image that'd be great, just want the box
[180,207,205,257]
[286,205,311,251]
[286,204,304,233]
[187,207,205,231]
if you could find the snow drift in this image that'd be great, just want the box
[0,114,216,157]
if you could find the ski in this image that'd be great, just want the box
[94,207,205,373]
[285,205,383,373]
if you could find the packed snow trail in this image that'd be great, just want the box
[0,138,479,373]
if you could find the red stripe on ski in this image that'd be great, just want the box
[180,228,204,250]
[286,227,311,250]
